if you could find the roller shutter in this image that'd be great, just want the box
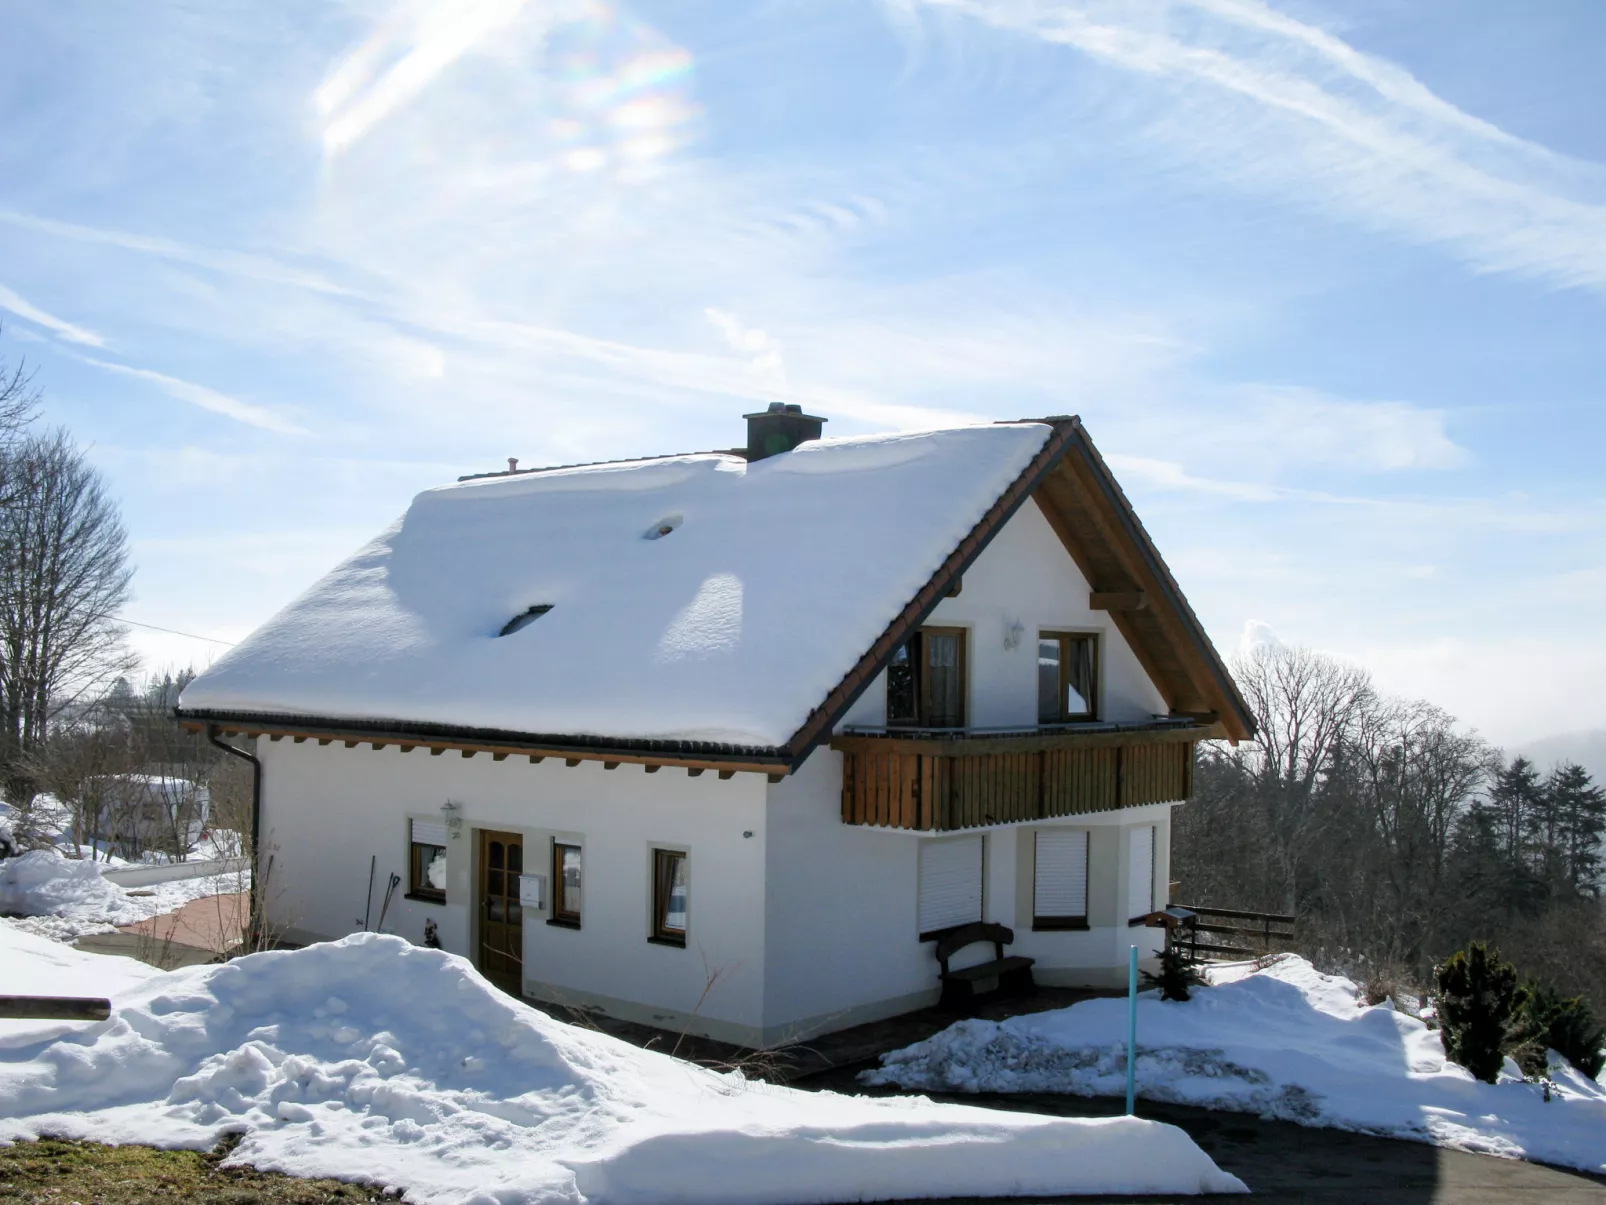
[918,836,983,935]
[1128,824,1155,920]
[1033,829,1088,921]
[411,818,448,847]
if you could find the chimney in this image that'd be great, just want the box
[507,457,519,472]
[743,403,827,461]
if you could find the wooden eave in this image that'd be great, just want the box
[781,416,1255,762]
[175,712,788,778]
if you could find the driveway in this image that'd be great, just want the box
[798,1064,1606,1204]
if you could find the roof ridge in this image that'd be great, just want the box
[457,449,742,483]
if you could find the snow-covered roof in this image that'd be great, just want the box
[180,424,1053,750]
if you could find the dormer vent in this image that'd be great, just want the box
[644,514,682,540]
[499,604,553,636]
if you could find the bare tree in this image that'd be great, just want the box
[1210,644,1376,911]
[0,325,41,443]
[0,429,135,801]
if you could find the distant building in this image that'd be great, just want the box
[93,774,211,860]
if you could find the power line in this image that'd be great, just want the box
[115,617,237,646]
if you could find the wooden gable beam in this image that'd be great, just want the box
[1050,436,1253,739]
[1030,488,1185,713]
[1089,591,1147,612]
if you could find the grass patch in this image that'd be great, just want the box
[0,1134,391,1204]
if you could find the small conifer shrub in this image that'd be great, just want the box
[1142,945,1203,1002]
[1512,980,1605,1080]
[1434,943,1518,1084]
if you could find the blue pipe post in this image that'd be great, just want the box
[1125,944,1138,1115]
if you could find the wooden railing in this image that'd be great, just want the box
[830,724,1215,832]
[1172,904,1297,961]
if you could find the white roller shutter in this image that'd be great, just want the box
[1033,829,1088,920]
[411,818,448,847]
[1128,824,1155,919]
[918,836,983,935]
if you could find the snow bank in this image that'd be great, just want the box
[0,848,244,942]
[179,424,1051,747]
[0,933,1243,1203]
[864,955,1606,1174]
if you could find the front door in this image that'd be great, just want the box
[477,829,524,994]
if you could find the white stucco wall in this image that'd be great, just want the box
[255,739,772,1045]
[760,749,1173,1042]
[837,497,1170,731]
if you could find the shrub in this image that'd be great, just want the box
[1435,943,1518,1084]
[1512,980,1605,1080]
[1143,945,1204,1002]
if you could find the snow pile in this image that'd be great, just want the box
[179,424,1051,747]
[864,955,1606,1173]
[0,932,1243,1203]
[0,848,244,942]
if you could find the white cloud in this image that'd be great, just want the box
[704,308,785,381]
[0,282,104,347]
[906,0,1606,292]
[1236,617,1284,657]
[78,358,308,435]
[1109,385,1469,481]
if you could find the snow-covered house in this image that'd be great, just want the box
[177,410,1254,1048]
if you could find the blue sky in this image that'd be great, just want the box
[1,0,1602,748]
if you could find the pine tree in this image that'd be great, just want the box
[1545,763,1606,897]
[1485,758,1547,917]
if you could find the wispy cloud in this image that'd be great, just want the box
[0,211,359,299]
[315,0,542,155]
[78,358,308,435]
[905,0,1606,291]
[0,282,104,347]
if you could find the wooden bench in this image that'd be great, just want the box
[935,922,1035,1008]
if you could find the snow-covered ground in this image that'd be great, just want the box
[0,847,245,943]
[0,930,1244,1204]
[864,954,1606,1174]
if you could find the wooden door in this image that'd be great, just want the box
[477,829,524,993]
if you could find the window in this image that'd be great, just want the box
[1128,824,1156,921]
[651,849,689,945]
[1033,829,1089,930]
[1038,632,1098,723]
[918,835,984,938]
[887,627,967,728]
[551,841,582,927]
[409,818,448,901]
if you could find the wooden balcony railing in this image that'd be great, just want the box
[829,722,1220,832]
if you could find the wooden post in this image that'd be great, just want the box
[0,996,111,1021]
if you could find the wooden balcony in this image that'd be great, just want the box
[829,721,1221,832]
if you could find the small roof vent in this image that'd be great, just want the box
[499,604,553,637]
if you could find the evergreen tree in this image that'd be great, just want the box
[1485,758,1547,917]
[1545,763,1606,897]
